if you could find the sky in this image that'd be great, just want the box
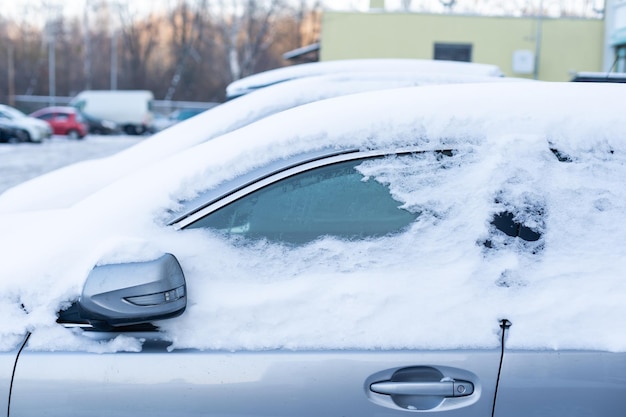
[1,0,370,17]
[1,80,626,354]
[0,0,604,27]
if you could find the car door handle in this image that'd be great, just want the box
[370,380,474,397]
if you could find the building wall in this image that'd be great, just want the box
[320,12,604,81]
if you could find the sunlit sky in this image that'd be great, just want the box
[1,0,604,23]
[0,0,373,27]
[3,0,370,17]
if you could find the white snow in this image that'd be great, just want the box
[225,58,504,98]
[0,135,142,194]
[1,82,625,354]
[0,71,522,213]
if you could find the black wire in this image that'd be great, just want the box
[607,53,620,76]
[7,332,31,417]
[491,320,511,417]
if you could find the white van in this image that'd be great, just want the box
[71,90,154,135]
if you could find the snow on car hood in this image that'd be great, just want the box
[2,82,626,353]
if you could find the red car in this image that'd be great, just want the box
[30,106,89,139]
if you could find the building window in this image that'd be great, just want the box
[434,43,472,62]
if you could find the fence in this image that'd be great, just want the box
[10,95,220,115]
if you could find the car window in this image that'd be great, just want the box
[187,158,418,244]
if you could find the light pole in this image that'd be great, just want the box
[109,0,120,90]
[7,42,15,107]
[84,0,92,90]
[45,21,57,106]
[533,0,544,80]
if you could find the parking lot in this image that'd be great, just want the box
[0,135,142,194]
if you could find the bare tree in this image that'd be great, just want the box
[116,1,163,90]
[163,0,211,100]
[386,0,602,17]
[213,0,288,81]
[293,0,322,47]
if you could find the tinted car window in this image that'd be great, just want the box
[39,113,55,120]
[187,158,417,244]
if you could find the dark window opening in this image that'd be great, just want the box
[491,211,541,242]
[434,43,472,62]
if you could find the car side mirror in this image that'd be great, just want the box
[77,253,186,330]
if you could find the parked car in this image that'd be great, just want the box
[0,71,526,212]
[0,104,51,143]
[79,111,119,135]
[571,71,626,82]
[151,108,216,132]
[165,108,209,127]
[70,90,154,135]
[0,120,24,143]
[30,106,89,139]
[0,82,625,416]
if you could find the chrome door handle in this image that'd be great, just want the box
[370,380,474,397]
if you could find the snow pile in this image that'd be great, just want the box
[1,82,626,353]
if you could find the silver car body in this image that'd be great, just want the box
[1,82,625,416]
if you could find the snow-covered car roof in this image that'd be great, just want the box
[225,58,504,98]
[30,106,80,116]
[0,70,521,213]
[1,82,626,354]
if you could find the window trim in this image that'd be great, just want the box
[171,147,432,231]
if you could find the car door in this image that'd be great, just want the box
[494,349,626,416]
[10,150,503,417]
[52,112,72,135]
[1,337,26,416]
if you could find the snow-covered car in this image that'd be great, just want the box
[225,58,504,99]
[1,82,625,416]
[0,71,524,212]
[0,104,52,143]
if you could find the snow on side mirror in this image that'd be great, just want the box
[78,253,186,329]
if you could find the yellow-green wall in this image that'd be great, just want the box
[321,12,604,81]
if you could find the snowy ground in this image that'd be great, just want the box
[0,135,144,195]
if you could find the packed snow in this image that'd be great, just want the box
[1,82,626,355]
